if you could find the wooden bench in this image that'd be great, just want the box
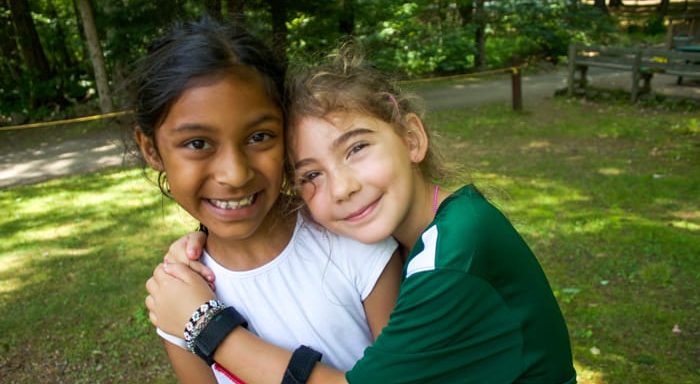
[568,44,700,101]
[568,44,652,102]
[649,46,700,84]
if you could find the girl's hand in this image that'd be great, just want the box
[164,231,214,284]
[145,262,216,337]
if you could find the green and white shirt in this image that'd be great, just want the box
[347,185,576,384]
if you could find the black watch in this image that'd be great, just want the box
[193,306,248,366]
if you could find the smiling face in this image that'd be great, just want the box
[136,69,285,243]
[292,111,428,244]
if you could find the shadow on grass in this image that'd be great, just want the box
[0,168,184,383]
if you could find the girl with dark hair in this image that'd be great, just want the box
[133,18,400,384]
[149,45,577,383]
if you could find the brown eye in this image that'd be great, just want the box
[348,142,368,157]
[185,139,209,150]
[248,132,274,144]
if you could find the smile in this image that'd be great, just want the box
[208,194,256,210]
[344,197,381,222]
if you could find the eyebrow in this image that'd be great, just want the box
[331,127,374,149]
[172,113,282,134]
[294,127,374,169]
[172,122,215,133]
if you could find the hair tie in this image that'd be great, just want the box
[385,93,399,110]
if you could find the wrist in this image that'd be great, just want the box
[184,300,248,366]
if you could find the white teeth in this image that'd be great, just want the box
[210,194,255,209]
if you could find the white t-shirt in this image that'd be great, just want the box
[158,213,397,382]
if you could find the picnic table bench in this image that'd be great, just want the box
[567,44,700,101]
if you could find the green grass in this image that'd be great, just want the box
[1,97,698,383]
[428,98,699,383]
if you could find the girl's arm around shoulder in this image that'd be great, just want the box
[213,327,349,384]
[362,251,402,339]
[163,339,218,384]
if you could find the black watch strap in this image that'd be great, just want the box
[281,345,323,384]
[193,306,247,366]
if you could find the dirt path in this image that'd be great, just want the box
[1,67,696,189]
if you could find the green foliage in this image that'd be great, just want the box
[355,1,476,77]
[0,0,670,121]
[488,0,618,66]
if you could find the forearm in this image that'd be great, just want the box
[163,340,218,384]
[214,327,348,384]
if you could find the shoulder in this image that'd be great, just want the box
[407,185,517,276]
[436,184,505,229]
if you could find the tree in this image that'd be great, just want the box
[474,0,485,70]
[609,0,623,8]
[205,0,222,20]
[339,0,355,35]
[267,0,288,66]
[226,0,246,24]
[0,1,20,83]
[7,0,52,80]
[75,0,112,113]
[594,0,608,14]
[457,0,474,26]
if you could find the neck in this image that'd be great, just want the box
[206,202,296,271]
[392,175,448,250]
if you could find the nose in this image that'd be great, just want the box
[329,166,361,203]
[213,146,254,187]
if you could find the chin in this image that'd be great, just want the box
[347,229,392,245]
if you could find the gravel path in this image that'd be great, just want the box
[1,67,696,189]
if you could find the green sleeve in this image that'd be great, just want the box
[346,269,524,384]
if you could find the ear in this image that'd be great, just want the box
[402,113,429,164]
[134,127,164,171]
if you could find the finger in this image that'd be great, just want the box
[186,231,207,260]
[187,260,215,283]
[145,294,155,312]
[145,276,158,295]
[149,310,158,327]
[152,263,170,283]
[162,262,199,283]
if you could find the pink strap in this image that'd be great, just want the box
[432,185,440,214]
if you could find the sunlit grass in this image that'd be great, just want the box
[1,96,698,382]
[428,97,699,383]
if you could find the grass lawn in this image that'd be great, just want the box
[1,96,698,383]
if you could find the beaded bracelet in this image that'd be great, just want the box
[184,299,226,353]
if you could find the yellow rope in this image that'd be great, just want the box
[400,67,519,84]
[0,110,132,132]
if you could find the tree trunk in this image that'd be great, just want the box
[46,0,75,71]
[594,0,608,14]
[226,0,246,25]
[608,0,623,8]
[268,0,287,67]
[7,0,52,80]
[339,0,355,35]
[205,0,222,20]
[457,0,474,26]
[474,0,485,70]
[0,1,21,83]
[658,0,670,16]
[75,0,112,113]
